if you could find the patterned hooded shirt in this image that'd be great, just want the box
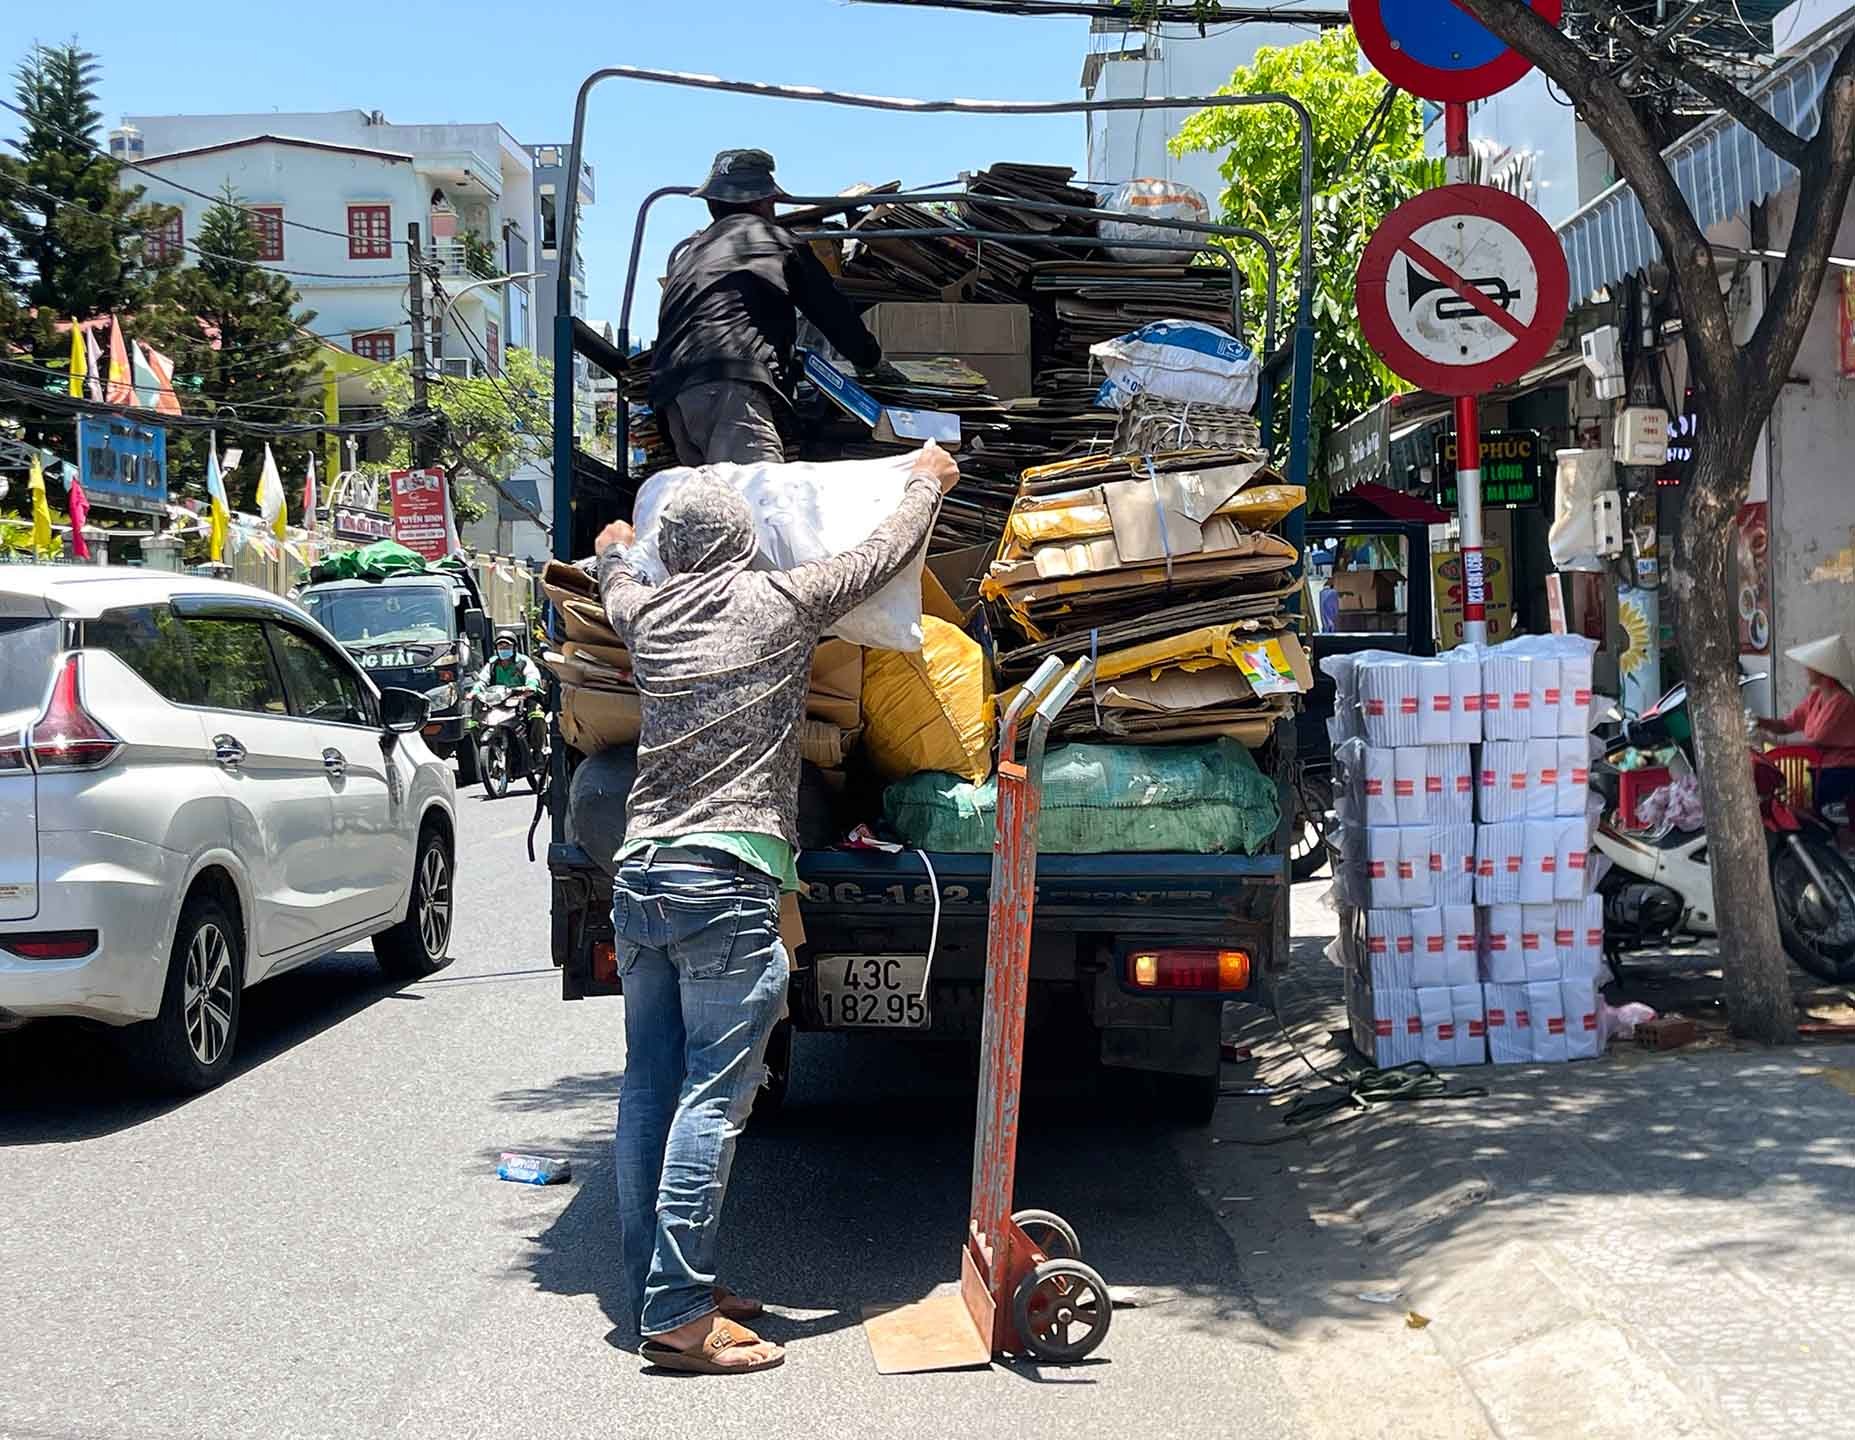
[597,469,940,850]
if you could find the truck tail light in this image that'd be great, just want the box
[29,656,121,771]
[1128,947,1251,992]
[2,929,99,960]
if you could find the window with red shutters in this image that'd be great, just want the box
[147,213,183,264]
[486,319,500,375]
[352,332,396,364]
[250,206,284,262]
[347,204,392,260]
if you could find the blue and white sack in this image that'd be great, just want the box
[1092,319,1261,415]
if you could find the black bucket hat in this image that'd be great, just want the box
[693,148,787,204]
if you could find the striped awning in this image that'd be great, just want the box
[1556,15,1854,301]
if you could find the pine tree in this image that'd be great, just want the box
[164,186,325,510]
[0,40,181,346]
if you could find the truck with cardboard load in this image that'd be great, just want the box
[540,66,1320,1123]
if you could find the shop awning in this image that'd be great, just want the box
[1556,14,1855,301]
[1326,395,1449,495]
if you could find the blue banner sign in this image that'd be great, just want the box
[78,417,169,514]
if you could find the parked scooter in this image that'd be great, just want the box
[472,684,547,799]
[1590,679,1855,981]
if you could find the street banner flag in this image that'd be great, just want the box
[302,456,319,561]
[130,340,164,411]
[142,343,183,416]
[256,444,287,541]
[28,455,53,558]
[206,443,231,563]
[85,328,105,401]
[67,320,85,398]
[67,470,91,560]
[105,317,135,407]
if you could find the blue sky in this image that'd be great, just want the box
[1,1,1092,340]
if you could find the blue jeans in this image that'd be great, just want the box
[612,851,789,1336]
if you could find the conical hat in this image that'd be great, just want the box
[1784,633,1855,689]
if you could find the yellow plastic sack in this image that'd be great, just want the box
[861,617,993,783]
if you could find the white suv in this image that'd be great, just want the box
[0,568,457,1091]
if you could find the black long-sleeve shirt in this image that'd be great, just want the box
[649,213,882,411]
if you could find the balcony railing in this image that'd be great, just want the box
[427,238,499,282]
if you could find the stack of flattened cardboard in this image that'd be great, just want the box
[982,450,1310,748]
[539,559,865,771]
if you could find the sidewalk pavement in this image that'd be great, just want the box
[1177,882,1855,1440]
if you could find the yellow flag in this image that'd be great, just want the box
[28,456,53,558]
[67,321,85,398]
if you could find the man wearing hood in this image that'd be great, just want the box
[592,441,957,1373]
[650,147,888,466]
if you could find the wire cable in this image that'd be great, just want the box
[0,95,412,250]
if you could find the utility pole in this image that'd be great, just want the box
[406,221,439,469]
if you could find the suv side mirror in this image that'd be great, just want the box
[463,607,489,654]
[379,687,430,734]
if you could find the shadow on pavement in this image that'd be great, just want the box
[0,949,419,1145]
[495,1026,1262,1357]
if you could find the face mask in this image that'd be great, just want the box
[497,647,514,660]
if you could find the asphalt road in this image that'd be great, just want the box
[0,789,1305,1440]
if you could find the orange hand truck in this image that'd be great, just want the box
[863,655,1111,1374]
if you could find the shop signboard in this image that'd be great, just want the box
[390,467,449,560]
[1432,543,1513,645]
[77,417,168,514]
[1435,429,1544,508]
[332,503,394,542]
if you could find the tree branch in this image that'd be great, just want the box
[1746,35,1855,415]
[1602,7,1810,168]
[1449,0,1739,395]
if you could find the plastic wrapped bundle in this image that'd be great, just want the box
[882,737,1280,855]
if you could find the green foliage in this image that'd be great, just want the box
[368,343,552,530]
[1172,28,1442,503]
[148,185,326,508]
[0,41,180,347]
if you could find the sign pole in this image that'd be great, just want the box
[1442,100,1488,646]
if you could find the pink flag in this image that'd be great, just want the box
[106,317,135,406]
[66,470,91,561]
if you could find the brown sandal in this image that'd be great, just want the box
[714,1286,764,1321]
[640,1319,785,1375]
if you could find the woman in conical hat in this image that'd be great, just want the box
[1757,633,1855,816]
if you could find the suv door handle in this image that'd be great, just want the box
[323,748,346,779]
[212,735,245,768]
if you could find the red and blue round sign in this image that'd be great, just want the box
[1350,0,1564,104]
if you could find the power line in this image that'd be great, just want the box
[2,169,409,283]
[0,372,438,440]
[0,95,412,251]
[428,272,555,448]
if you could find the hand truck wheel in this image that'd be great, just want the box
[1012,1258,1113,1363]
[1011,1208,1081,1260]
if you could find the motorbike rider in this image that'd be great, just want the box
[470,627,543,699]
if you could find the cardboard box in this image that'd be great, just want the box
[807,640,863,731]
[866,302,1033,399]
[1333,567,1401,612]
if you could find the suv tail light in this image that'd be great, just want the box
[1128,947,1251,993]
[29,655,121,771]
[2,929,99,960]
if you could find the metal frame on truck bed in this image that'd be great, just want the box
[543,64,1320,1123]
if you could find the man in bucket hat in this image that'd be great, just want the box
[650,148,887,465]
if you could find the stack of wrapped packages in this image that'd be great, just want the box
[1328,634,1605,1067]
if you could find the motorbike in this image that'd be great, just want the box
[1590,678,1855,981]
[471,684,547,799]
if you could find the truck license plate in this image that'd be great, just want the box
[814,954,930,1029]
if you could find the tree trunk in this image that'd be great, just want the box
[1673,429,1797,1042]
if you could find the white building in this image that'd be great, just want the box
[117,109,555,559]
[1081,15,1323,200]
